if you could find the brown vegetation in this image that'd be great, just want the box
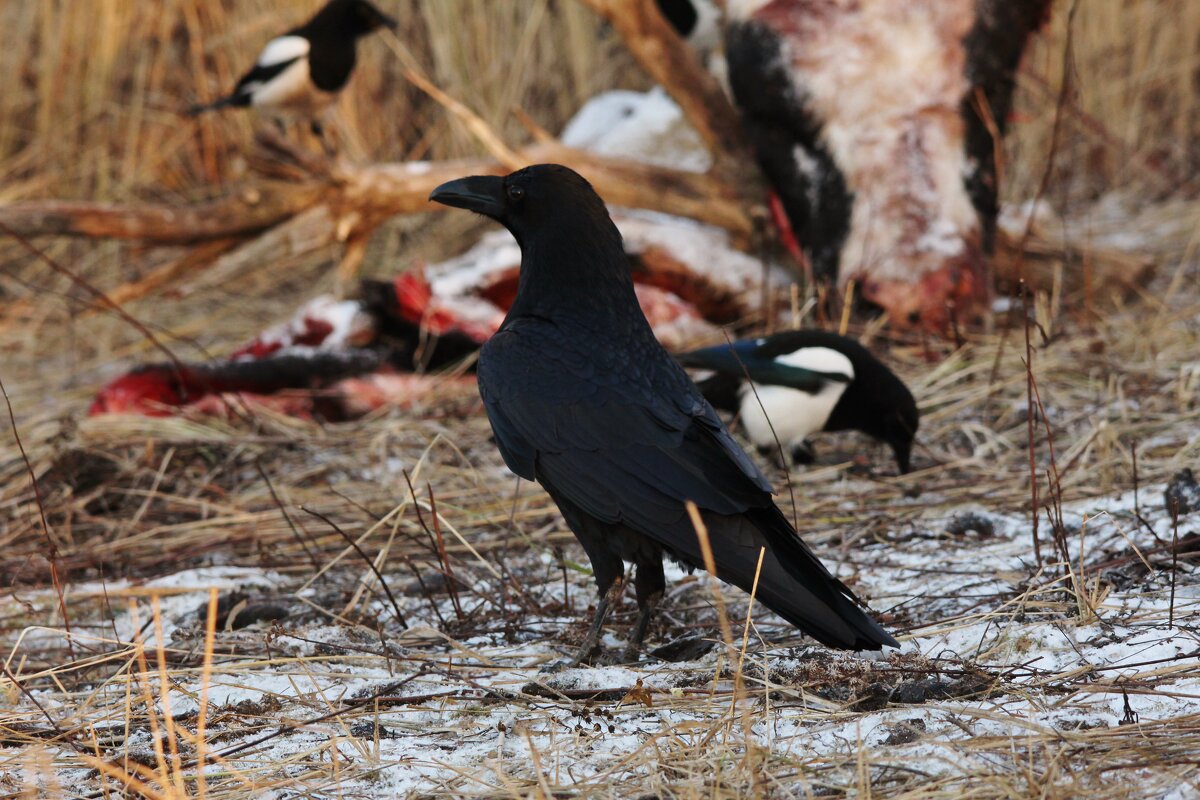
[1,0,1198,797]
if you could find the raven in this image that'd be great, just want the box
[431,165,897,664]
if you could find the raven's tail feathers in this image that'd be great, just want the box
[706,507,898,651]
[752,506,898,649]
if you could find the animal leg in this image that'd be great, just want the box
[790,440,816,466]
[542,574,623,671]
[568,574,625,667]
[541,523,625,671]
[623,557,665,662]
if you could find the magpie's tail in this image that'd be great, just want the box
[701,507,899,651]
[187,96,236,116]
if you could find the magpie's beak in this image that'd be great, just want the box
[891,440,913,475]
[430,175,506,218]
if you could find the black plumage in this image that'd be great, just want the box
[677,331,919,474]
[189,0,395,118]
[430,164,897,664]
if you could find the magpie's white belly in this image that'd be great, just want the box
[737,382,847,452]
[250,59,334,113]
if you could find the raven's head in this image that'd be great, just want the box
[429,164,612,247]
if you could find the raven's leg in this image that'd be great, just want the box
[623,557,665,662]
[546,526,625,670]
[568,574,624,667]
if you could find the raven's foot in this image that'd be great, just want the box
[542,577,625,672]
[620,590,662,663]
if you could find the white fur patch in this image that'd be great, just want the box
[684,0,724,51]
[559,88,711,172]
[257,35,310,67]
[736,1,980,286]
[727,0,773,18]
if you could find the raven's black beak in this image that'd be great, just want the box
[429,175,506,218]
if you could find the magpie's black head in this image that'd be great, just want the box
[332,0,397,36]
[877,391,919,475]
[430,164,614,248]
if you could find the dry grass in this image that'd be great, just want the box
[1008,0,1200,202]
[0,0,633,199]
[1,299,1198,797]
[1,0,1199,797]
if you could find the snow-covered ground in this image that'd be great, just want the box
[7,474,1197,797]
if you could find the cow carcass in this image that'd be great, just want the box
[725,0,1049,330]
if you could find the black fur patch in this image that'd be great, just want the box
[725,20,853,284]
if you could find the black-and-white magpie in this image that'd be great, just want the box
[678,330,918,473]
[189,0,396,121]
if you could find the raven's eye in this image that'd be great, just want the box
[506,184,525,202]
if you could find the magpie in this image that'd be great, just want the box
[188,0,396,123]
[430,164,897,665]
[677,331,918,474]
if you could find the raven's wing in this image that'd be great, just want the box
[479,320,774,523]
[480,320,896,650]
[691,371,743,413]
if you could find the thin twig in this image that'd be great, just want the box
[0,374,73,658]
[427,483,465,622]
[0,219,186,376]
[301,507,408,630]
[256,460,321,571]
